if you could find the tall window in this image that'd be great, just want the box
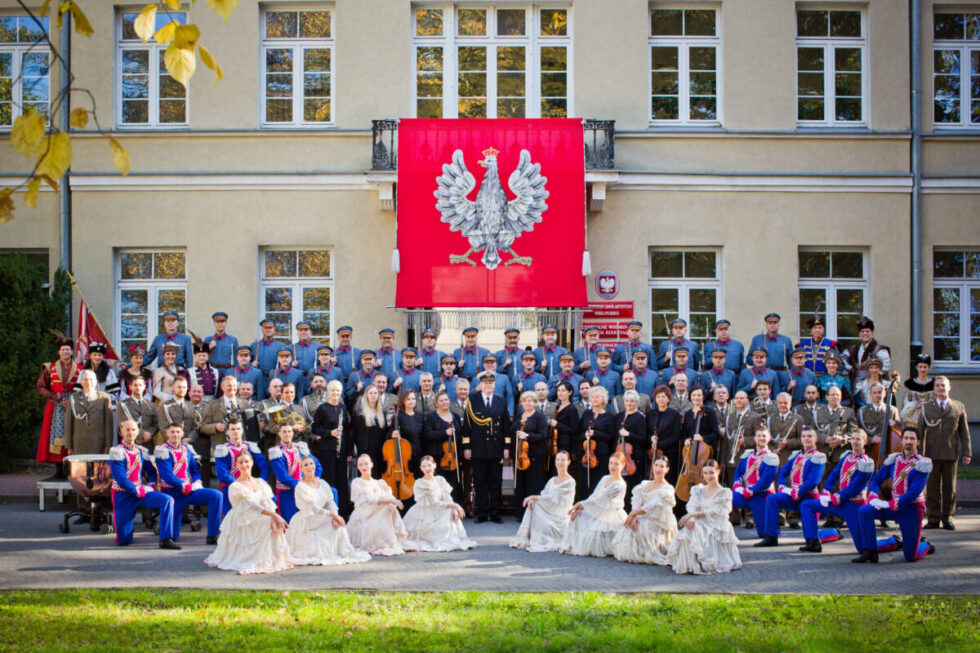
[932,250,980,366]
[117,11,187,127]
[116,250,187,353]
[797,249,868,349]
[933,12,980,127]
[262,8,333,126]
[413,6,570,118]
[261,249,333,344]
[649,7,720,124]
[796,8,865,126]
[649,250,721,349]
[0,15,49,126]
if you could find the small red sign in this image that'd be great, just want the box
[583,301,634,320]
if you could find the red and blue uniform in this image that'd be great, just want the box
[703,338,745,374]
[154,442,223,540]
[631,367,658,397]
[800,451,874,552]
[204,332,239,369]
[333,344,361,382]
[269,441,320,522]
[375,346,402,382]
[857,452,933,561]
[656,338,699,371]
[496,347,524,383]
[214,440,269,516]
[763,448,826,538]
[749,333,794,371]
[573,344,606,379]
[731,448,780,538]
[660,365,697,387]
[418,346,446,376]
[290,340,319,372]
[109,443,175,546]
[393,366,422,394]
[515,371,548,397]
[250,338,285,374]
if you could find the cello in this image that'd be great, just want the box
[676,411,712,502]
[382,403,415,500]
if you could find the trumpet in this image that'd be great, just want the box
[728,424,745,465]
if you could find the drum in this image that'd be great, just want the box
[64,454,112,497]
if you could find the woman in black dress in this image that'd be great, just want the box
[647,385,682,486]
[616,389,649,510]
[513,391,550,520]
[423,391,464,500]
[576,386,617,501]
[352,385,390,479]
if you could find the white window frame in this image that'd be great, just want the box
[259,248,335,345]
[795,7,868,127]
[259,5,335,128]
[114,249,188,353]
[932,250,980,368]
[797,247,870,344]
[411,4,573,119]
[932,13,980,129]
[0,14,51,129]
[115,10,189,129]
[648,5,722,126]
[648,248,724,346]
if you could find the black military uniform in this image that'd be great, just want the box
[462,372,511,522]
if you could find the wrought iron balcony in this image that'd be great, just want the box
[371,118,616,171]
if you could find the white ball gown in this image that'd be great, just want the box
[204,478,294,574]
[559,475,627,557]
[346,477,411,556]
[611,481,678,565]
[286,479,371,566]
[667,484,742,574]
[509,475,576,552]
[402,475,477,552]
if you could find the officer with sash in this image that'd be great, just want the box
[213,418,269,516]
[203,311,238,371]
[534,324,568,378]
[417,328,445,376]
[290,320,319,372]
[251,317,285,374]
[461,371,511,523]
[454,326,489,381]
[154,423,223,544]
[657,318,699,371]
[749,313,794,372]
[798,315,838,376]
[612,321,655,374]
[229,344,266,401]
[754,427,826,547]
[144,310,193,369]
[471,354,515,417]
[333,325,360,382]
[731,424,780,539]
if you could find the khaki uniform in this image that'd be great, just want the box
[65,391,114,455]
[115,396,157,447]
[766,411,804,466]
[918,399,972,523]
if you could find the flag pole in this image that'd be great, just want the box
[64,270,119,358]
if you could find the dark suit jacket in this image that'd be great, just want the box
[462,394,510,459]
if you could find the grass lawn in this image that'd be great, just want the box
[958,467,980,481]
[0,590,977,652]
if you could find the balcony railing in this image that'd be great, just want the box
[370,118,616,171]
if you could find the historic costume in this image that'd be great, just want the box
[65,389,114,454]
[347,476,410,556]
[109,442,175,546]
[509,475,576,553]
[799,450,874,552]
[154,441,223,541]
[856,451,934,562]
[204,478,294,574]
[731,448,780,538]
[35,350,82,464]
[287,479,371,566]
[760,448,826,541]
[918,396,971,527]
[611,481,677,565]
[214,440,269,516]
[667,484,742,574]
[402,475,477,552]
[560,475,627,557]
[268,440,319,522]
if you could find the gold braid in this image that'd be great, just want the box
[465,399,493,427]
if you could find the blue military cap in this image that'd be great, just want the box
[360,349,376,359]
[711,348,727,357]
[715,319,731,327]
[596,348,612,358]
[317,345,333,353]
[583,325,599,334]
[236,344,252,353]
[541,324,558,332]
[421,328,437,337]
[504,328,520,336]
[402,347,418,356]
[277,348,293,358]
[162,310,179,319]
[750,347,769,357]
[441,355,456,363]
[765,313,781,321]
[626,320,643,328]
[521,351,537,360]
[482,353,497,362]
[671,318,687,327]
[259,316,275,326]
[462,326,479,335]
[337,325,353,334]
[296,320,312,329]
[211,311,228,320]
[379,327,395,335]
[791,344,807,358]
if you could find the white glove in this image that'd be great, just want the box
[819,494,830,507]
[191,480,203,491]
[733,487,744,496]
[870,498,889,510]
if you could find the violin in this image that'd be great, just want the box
[440,422,458,472]
[582,418,598,469]
[516,417,531,471]
[615,413,637,476]
[550,424,559,458]
[381,404,415,500]
[648,426,665,480]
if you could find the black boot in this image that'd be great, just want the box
[206,535,219,545]
[159,539,182,550]
[921,537,936,555]
[851,549,878,563]
[798,539,822,553]
[753,535,779,547]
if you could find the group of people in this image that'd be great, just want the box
[38,309,971,573]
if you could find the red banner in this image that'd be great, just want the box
[75,301,119,364]
[583,301,634,320]
[396,119,586,307]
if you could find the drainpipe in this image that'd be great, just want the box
[909,0,923,373]
[58,13,71,331]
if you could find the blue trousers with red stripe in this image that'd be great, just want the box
[276,487,298,522]
[111,490,174,545]
[763,492,815,538]
[800,499,863,553]
[161,487,223,539]
[857,503,928,562]
[732,492,768,538]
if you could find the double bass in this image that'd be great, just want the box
[382,404,415,500]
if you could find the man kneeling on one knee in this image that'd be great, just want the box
[154,423,223,544]
[755,427,825,547]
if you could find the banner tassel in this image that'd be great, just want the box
[582,251,591,276]
[391,248,401,274]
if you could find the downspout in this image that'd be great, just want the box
[58,12,71,330]
[909,0,923,373]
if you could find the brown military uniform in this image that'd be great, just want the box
[115,396,157,447]
[65,391,114,455]
[918,398,971,524]
[766,411,804,465]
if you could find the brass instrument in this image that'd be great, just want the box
[728,424,745,465]
[262,403,307,432]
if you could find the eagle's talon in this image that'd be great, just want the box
[450,253,477,267]
[505,256,533,267]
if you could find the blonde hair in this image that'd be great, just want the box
[358,389,385,427]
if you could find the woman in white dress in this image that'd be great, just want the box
[510,450,576,552]
[560,452,628,557]
[667,459,742,575]
[612,455,678,565]
[286,457,371,566]
[347,454,412,556]
[402,456,476,552]
[205,450,293,574]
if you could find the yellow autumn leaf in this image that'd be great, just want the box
[25,177,41,208]
[162,0,181,10]
[0,189,14,225]
[36,131,72,181]
[40,174,60,192]
[11,110,47,159]
[197,44,223,84]
[109,137,131,176]
[155,20,178,46]
[56,1,70,31]
[173,24,201,49]
[69,107,88,129]
[68,1,94,37]
[134,4,157,43]
[164,42,196,87]
[206,0,239,22]
[40,0,52,19]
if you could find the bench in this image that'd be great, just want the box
[36,480,72,512]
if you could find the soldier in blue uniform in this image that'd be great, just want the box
[229,344,266,400]
[417,329,445,376]
[534,323,568,378]
[251,317,285,374]
[290,320,319,372]
[797,315,839,376]
[472,354,515,416]
[144,310,193,369]
[154,423,223,544]
[110,419,179,549]
[737,348,782,399]
[700,349,736,396]
[630,351,659,398]
[730,424,781,538]
[547,353,583,402]
[374,328,401,381]
[703,319,745,374]
[779,345,818,405]
[748,313,794,372]
[656,318,699,371]
[345,350,379,406]
[436,355,460,398]
[612,320,655,374]
[312,345,344,385]
[391,348,422,395]
[590,349,622,398]
[332,325,360,382]
[574,325,604,378]
[496,328,524,383]
[203,311,239,372]
[213,418,269,516]
[754,428,826,547]
[660,348,698,388]
[269,348,305,401]
[514,351,547,397]
[454,326,489,381]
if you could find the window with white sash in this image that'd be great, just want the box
[116,250,187,353]
[932,250,980,366]
[261,7,334,126]
[260,249,333,345]
[649,7,720,124]
[0,15,50,127]
[797,248,869,350]
[117,11,188,127]
[933,12,980,127]
[796,7,866,126]
[649,249,721,350]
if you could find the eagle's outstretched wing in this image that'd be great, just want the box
[504,150,549,237]
[434,149,479,235]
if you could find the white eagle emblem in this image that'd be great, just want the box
[434,146,549,270]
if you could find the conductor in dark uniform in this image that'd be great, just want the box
[462,371,511,523]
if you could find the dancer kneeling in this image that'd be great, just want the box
[403,456,477,551]
[510,450,576,552]
[347,454,412,556]
[205,450,293,574]
[612,455,677,565]
[287,456,370,566]
[667,460,742,574]
[560,452,628,557]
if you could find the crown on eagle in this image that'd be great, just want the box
[482,146,500,158]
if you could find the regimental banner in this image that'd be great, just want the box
[396,118,586,307]
[582,301,634,348]
[75,300,119,364]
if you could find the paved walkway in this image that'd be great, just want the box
[0,503,977,594]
